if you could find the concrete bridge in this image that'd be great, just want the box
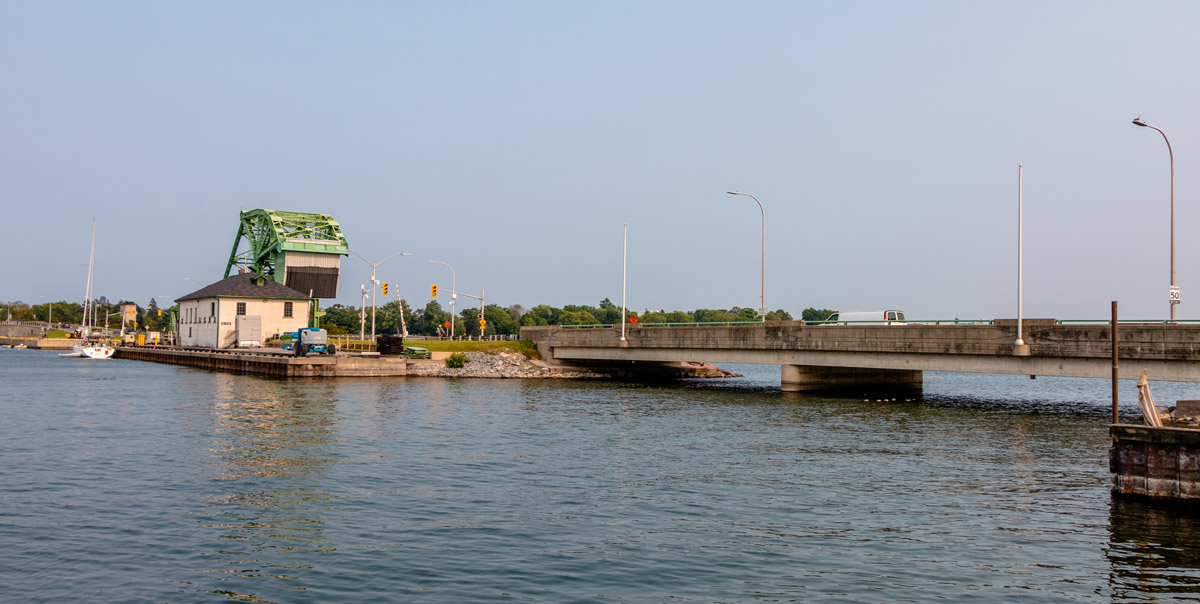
[520,320,1200,392]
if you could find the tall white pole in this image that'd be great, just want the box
[1015,164,1025,347]
[1133,117,1178,321]
[621,223,627,342]
[727,192,766,323]
[360,284,366,340]
[348,250,410,342]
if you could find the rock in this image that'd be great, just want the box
[411,351,607,380]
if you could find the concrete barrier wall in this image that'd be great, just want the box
[115,346,412,377]
[524,323,1200,360]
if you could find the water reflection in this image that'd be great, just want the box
[200,374,341,602]
[1109,497,1200,599]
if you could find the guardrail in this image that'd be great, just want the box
[321,334,521,351]
[551,318,1200,328]
[561,321,763,329]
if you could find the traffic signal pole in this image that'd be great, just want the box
[428,261,456,339]
[453,289,485,337]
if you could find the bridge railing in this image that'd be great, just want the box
[560,321,763,329]
[553,318,1200,328]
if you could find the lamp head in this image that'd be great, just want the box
[1133,116,1148,127]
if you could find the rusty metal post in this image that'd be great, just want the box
[1112,300,1119,424]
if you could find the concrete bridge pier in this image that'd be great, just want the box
[781,364,923,393]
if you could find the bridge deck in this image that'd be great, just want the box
[521,322,1200,383]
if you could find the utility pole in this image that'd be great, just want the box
[348,250,411,341]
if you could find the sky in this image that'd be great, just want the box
[2,1,1198,321]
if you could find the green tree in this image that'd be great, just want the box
[694,308,737,323]
[418,301,452,336]
[520,305,560,326]
[483,304,519,335]
[593,299,620,324]
[375,300,415,335]
[559,310,599,326]
[322,304,362,333]
[766,308,794,321]
[460,307,482,336]
[801,308,837,322]
[145,298,163,331]
[519,313,548,326]
[664,311,694,324]
[640,311,668,324]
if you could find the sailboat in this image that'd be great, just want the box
[60,219,115,359]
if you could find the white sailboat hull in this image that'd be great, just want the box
[82,344,115,359]
[59,343,114,359]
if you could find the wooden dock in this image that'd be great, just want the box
[1111,424,1200,501]
[114,346,409,377]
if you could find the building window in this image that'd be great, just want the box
[211,302,216,316]
[284,302,293,318]
[237,302,246,316]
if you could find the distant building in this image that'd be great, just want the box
[119,301,138,331]
[177,273,311,348]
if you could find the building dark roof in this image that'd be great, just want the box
[177,273,313,302]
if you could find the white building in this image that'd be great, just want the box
[177,273,312,349]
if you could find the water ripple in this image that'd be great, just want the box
[3,351,1200,601]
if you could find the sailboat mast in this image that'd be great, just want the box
[83,218,96,332]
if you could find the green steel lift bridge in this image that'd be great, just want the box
[224,209,350,300]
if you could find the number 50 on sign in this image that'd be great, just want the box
[1170,285,1181,304]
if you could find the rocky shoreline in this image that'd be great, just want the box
[403,351,740,380]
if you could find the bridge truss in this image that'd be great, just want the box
[224,209,349,298]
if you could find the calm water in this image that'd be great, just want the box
[3,348,1200,603]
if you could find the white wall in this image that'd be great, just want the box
[179,299,219,348]
[179,297,309,348]
[217,298,310,349]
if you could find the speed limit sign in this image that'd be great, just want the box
[1170,285,1181,304]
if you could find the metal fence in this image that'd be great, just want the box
[325,333,521,352]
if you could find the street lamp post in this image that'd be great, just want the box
[360,284,367,341]
[349,250,411,341]
[621,224,627,342]
[428,260,456,339]
[1015,165,1026,349]
[1133,116,1178,321]
[727,191,767,323]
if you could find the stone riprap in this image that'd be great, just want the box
[405,351,609,379]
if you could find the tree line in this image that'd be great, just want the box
[6,296,840,338]
[4,298,173,333]
[320,298,828,337]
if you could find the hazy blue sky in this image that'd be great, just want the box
[3,1,1198,320]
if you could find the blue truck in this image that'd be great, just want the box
[282,327,336,357]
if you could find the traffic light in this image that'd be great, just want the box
[157,309,162,317]
[431,284,438,298]
[382,282,389,296]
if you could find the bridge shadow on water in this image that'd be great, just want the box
[639,364,1199,422]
